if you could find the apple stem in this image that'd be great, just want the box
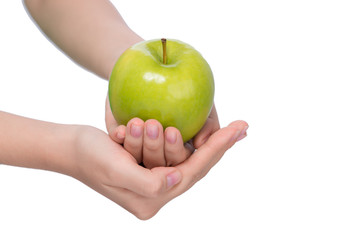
[161,38,167,64]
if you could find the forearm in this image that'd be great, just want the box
[23,0,143,80]
[0,111,77,176]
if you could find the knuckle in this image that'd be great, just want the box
[165,144,193,167]
[164,150,177,162]
[124,138,142,152]
[143,179,163,198]
[165,145,190,167]
[144,141,161,151]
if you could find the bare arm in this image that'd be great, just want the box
[23,0,226,169]
[23,0,143,80]
[0,111,77,175]
[0,0,248,220]
[0,111,248,220]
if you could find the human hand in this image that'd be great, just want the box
[72,120,248,220]
[105,95,221,168]
[105,96,194,168]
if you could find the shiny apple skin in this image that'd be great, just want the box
[109,39,214,142]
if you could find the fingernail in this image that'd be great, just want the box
[130,123,142,138]
[146,124,159,139]
[167,171,181,189]
[117,131,125,140]
[166,130,177,144]
[235,125,248,142]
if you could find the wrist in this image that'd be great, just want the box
[44,124,82,177]
[105,28,143,80]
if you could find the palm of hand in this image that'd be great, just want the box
[74,118,247,220]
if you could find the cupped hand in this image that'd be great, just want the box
[105,95,221,168]
[105,96,193,168]
[72,120,248,220]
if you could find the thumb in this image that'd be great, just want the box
[118,158,182,197]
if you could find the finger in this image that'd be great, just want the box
[176,120,249,189]
[143,119,166,169]
[115,125,126,144]
[105,95,123,143]
[124,118,145,164]
[164,127,194,166]
[193,105,220,149]
[193,117,219,148]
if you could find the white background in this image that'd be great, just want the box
[1,0,360,239]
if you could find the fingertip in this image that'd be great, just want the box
[165,127,179,144]
[126,117,144,139]
[108,125,125,144]
[228,120,249,129]
[166,170,182,189]
[229,121,249,144]
[116,125,126,143]
[143,119,166,168]
[200,120,248,153]
[145,119,164,131]
[127,117,145,126]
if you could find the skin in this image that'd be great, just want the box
[0,111,248,220]
[0,0,249,219]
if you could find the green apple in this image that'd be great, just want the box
[109,38,214,142]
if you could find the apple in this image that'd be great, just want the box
[108,38,214,142]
